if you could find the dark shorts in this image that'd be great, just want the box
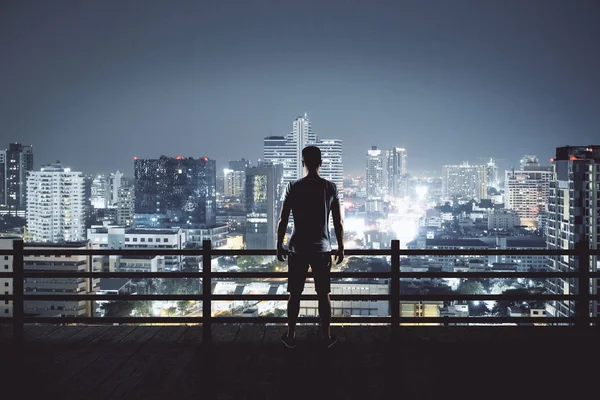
[287,252,332,295]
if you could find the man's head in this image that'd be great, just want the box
[302,146,322,173]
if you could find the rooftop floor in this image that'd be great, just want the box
[1,324,597,400]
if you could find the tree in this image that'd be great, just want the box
[177,300,190,315]
[236,256,264,271]
[133,301,153,317]
[166,306,177,317]
[458,281,485,295]
[100,301,135,318]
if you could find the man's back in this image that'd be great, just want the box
[282,176,340,253]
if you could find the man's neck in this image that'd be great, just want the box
[305,170,320,178]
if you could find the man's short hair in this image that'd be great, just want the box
[302,146,322,170]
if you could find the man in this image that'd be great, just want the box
[276,145,344,349]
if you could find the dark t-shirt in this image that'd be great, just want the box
[281,176,340,253]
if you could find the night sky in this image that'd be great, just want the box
[1,0,598,177]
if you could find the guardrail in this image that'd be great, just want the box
[0,239,598,344]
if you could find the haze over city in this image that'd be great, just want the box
[2,0,599,176]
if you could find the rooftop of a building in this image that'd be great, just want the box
[24,241,90,248]
[99,278,132,292]
[1,324,595,399]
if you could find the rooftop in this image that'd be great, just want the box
[1,324,596,399]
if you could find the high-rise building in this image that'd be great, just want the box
[108,170,124,207]
[386,147,407,197]
[244,162,283,249]
[291,114,317,179]
[486,158,498,189]
[504,155,552,229]
[441,162,487,201]
[0,237,19,318]
[134,156,216,228]
[26,163,86,243]
[546,146,600,319]
[223,169,246,199]
[90,174,109,209]
[229,158,250,172]
[315,139,344,204]
[0,143,33,213]
[366,146,386,199]
[116,185,134,227]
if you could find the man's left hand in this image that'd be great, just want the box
[277,245,288,262]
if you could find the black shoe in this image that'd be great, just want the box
[325,335,338,349]
[281,334,297,349]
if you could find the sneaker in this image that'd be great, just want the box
[281,333,297,349]
[325,335,338,349]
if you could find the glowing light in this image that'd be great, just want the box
[134,156,138,160]
[176,156,184,160]
[472,301,480,306]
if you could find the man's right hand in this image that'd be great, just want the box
[334,247,344,265]
[277,245,288,262]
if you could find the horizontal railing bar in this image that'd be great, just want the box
[11,271,599,279]
[0,250,16,256]
[18,293,597,301]
[16,316,585,325]
[0,295,14,300]
[24,317,203,324]
[17,249,600,257]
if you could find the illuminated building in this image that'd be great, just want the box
[23,241,101,317]
[90,174,109,209]
[116,185,134,227]
[386,147,407,197]
[244,162,283,249]
[26,163,86,243]
[224,159,249,199]
[546,146,600,319]
[441,162,487,202]
[366,146,385,199]
[0,142,34,213]
[488,209,521,231]
[504,156,552,229]
[486,158,498,189]
[0,237,20,318]
[134,156,216,228]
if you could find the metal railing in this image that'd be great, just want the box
[1,239,598,344]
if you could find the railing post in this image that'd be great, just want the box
[391,240,400,340]
[575,239,590,329]
[202,240,212,345]
[13,240,24,346]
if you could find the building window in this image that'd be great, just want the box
[148,238,153,243]
[4,256,8,260]
[133,238,138,242]
[125,238,130,242]
[4,282,8,287]
[163,238,168,243]
[141,238,146,242]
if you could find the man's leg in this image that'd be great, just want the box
[287,292,301,338]
[317,293,332,340]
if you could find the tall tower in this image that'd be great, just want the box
[546,146,600,319]
[486,158,498,189]
[244,162,283,249]
[26,163,86,243]
[441,162,487,201]
[1,143,33,213]
[386,147,407,197]
[291,114,317,179]
[366,146,385,199]
[504,155,553,229]
[134,156,216,228]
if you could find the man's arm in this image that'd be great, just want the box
[276,183,292,260]
[331,184,344,264]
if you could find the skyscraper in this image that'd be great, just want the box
[244,162,283,249]
[223,159,249,199]
[441,162,487,201]
[366,146,385,199]
[486,158,498,189]
[116,185,135,227]
[109,170,124,207]
[0,143,33,213]
[134,156,216,228]
[546,146,599,319]
[26,163,86,243]
[386,147,407,197]
[90,174,109,209]
[504,155,553,229]
[263,115,343,196]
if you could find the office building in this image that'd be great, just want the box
[244,163,283,249]
[108,170,124,207]
[441,162,487,202]
[316,139,344,204]
[26,163,86,243]
[0,143,34,213]
[0,237,20,318]
[116,185,134,227]
[90,174,109,209]
[224,159,249,199]
[504,155,552,229]
[134,155,216,228]
[366,146,386,199]
[546,146,600,319]
[486,158,499,189]
[488,209,521,231]
[386,147,407,198]
[24,241,101,318]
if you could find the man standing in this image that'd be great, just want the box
[276,146,344,349]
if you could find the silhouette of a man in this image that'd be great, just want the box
[277,145,344,348]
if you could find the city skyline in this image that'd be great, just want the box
[2,1,598,176]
